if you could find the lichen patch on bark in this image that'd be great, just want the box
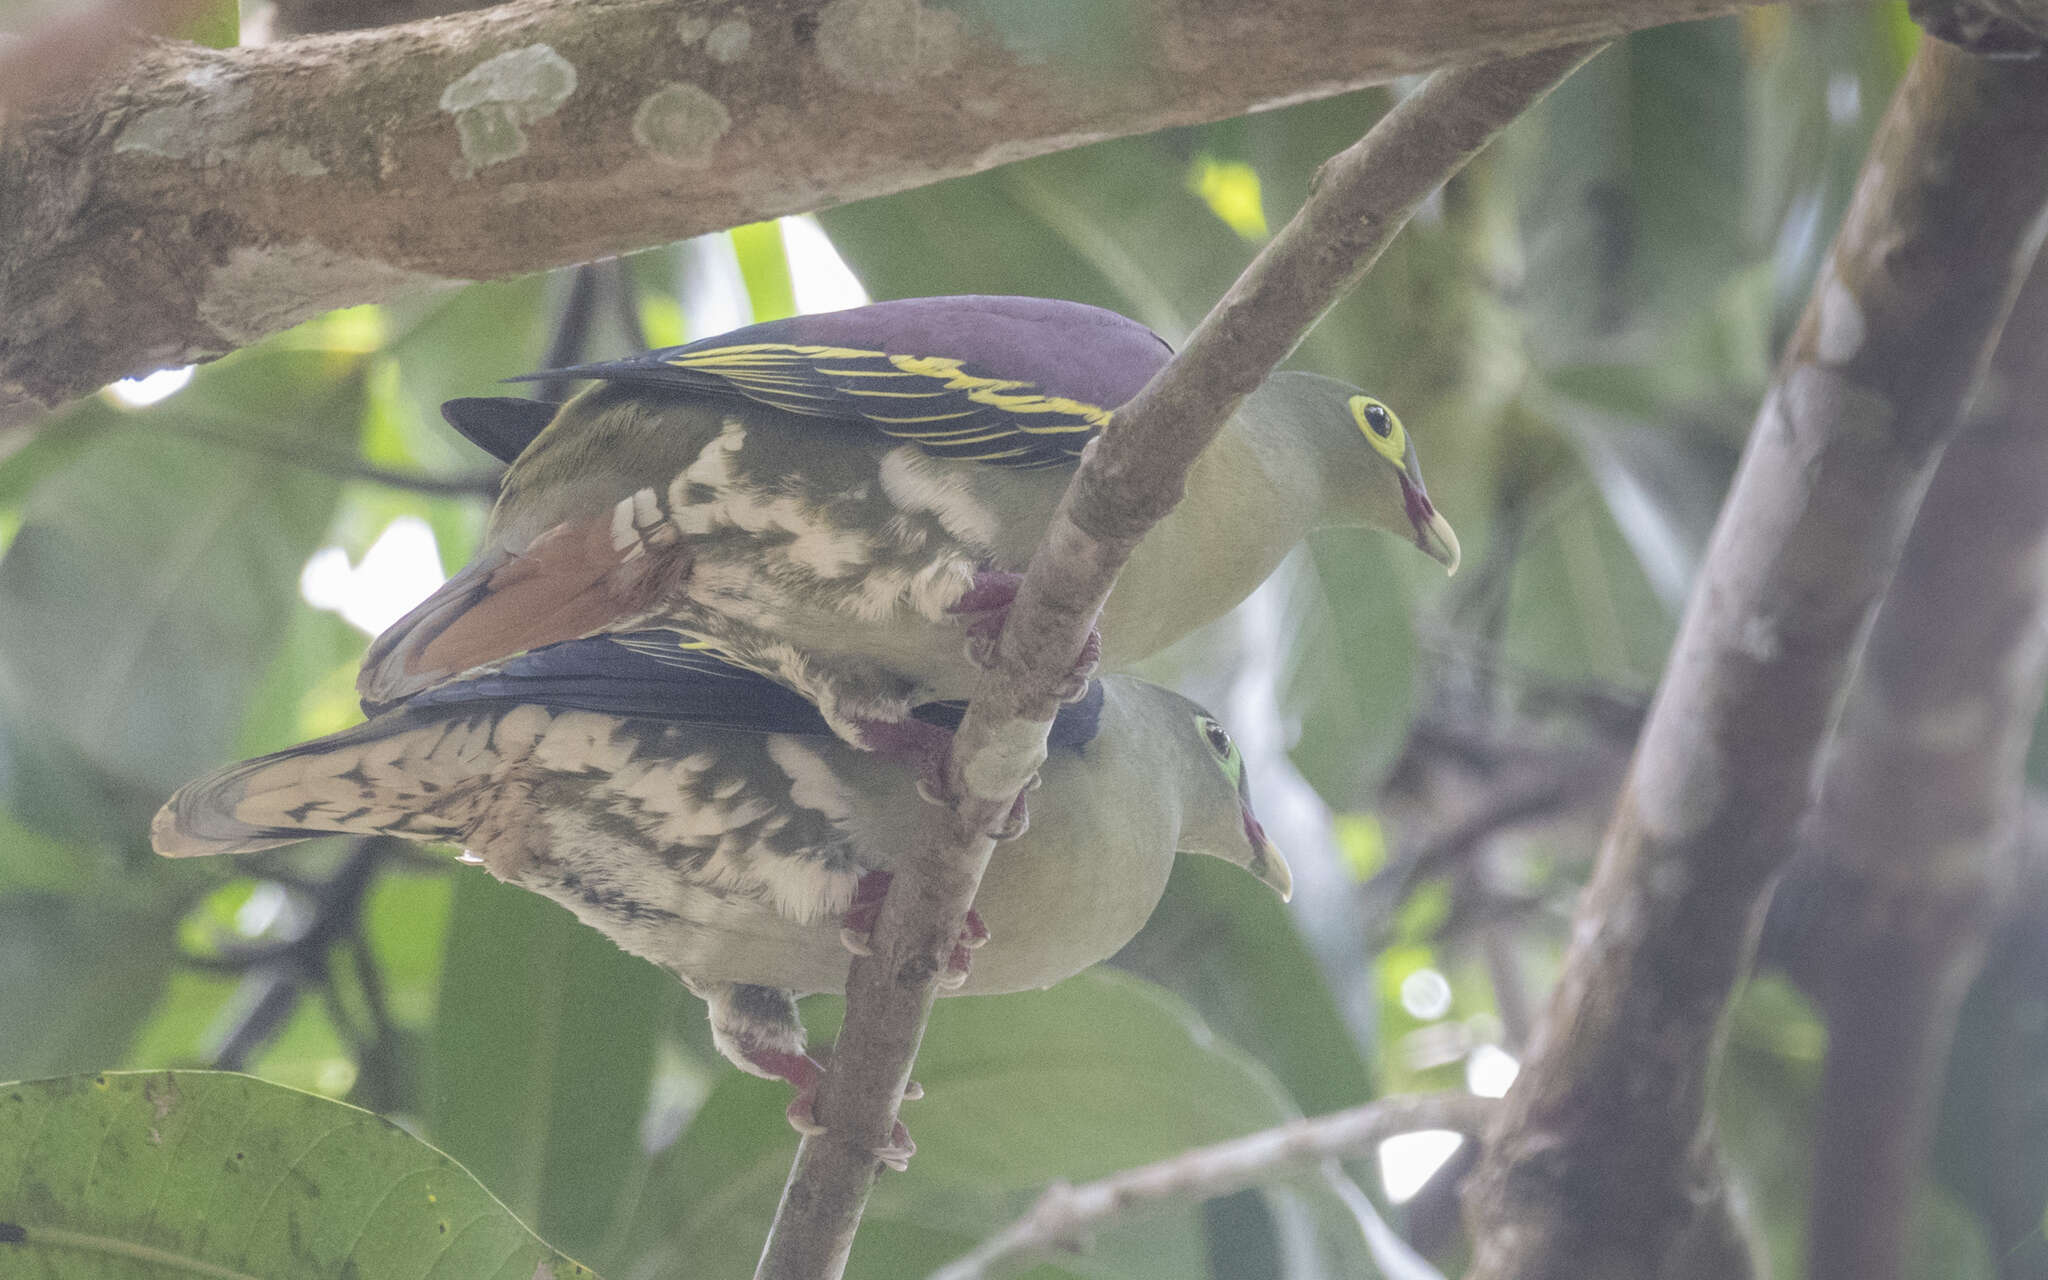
[631,83,731,168]
[706,19,753,61]
[115,78,328,176]
[816,0,963,90]
[439,44,578,177]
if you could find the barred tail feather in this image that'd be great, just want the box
[151,707,516,858]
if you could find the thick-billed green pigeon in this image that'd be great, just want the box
[358,296,1458,773]
[155,635,1289,1168]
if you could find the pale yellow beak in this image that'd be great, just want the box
[1249,829,1293,902]
[1422,509,1461,577]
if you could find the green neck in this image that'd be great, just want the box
[1095,396,1333,663]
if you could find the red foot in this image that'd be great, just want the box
[747,1045,916,1171]
[840,871,990,990]
[854,716,955,803]
[949,569,1024,615]
[951,568,1101,702]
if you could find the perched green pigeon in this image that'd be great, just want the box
[358,296,1458,776]
[155,635,1289,1168]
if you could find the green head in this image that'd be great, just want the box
[1143,690,1291,901]
[1249,372,1460,575]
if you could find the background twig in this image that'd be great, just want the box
[931,1093,1495,1280]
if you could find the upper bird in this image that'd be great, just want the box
[155,636,1288,1167]
[358,296,1458,758]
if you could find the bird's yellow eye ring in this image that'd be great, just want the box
[1194,714,1244,786]
[1349,395,1407,465]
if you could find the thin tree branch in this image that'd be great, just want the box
[1461,41,2048,1280]
[206,837,388,1070]
[158,422,502,495]
[5,0,1811,430]
[1791,241,2048,1280]
[751,44,1601,1280]
[1365,741,1624,923]
[930,1093,1495,1280]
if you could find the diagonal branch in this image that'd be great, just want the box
[930,1092,1495,1280]
[1460,40,2048,1280]
[5,0,1811,430]
[1792,242,2048,1280]
[750,43,1602,1280]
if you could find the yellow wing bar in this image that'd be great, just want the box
[650,343,1109,467]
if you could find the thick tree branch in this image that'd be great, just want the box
[1461,42,2048,1280]
[930,1093,1495,1280]
[4,0,1801,431]
[1790,245,2048,1280]
[751,44,1601,1280]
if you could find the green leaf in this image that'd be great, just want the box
[231,601,371,758]
[379,277,550,476]
[615,971,1360,1280]
[0,895,187,1083]
[0,352,359,816]
[1906,1187,1994,1280]
[1508,23,1758,389]
[1504,483,1673,686]
[1116,856,1374,1116]
[821,130,1250,342]
[176,0,239,49]
[0,1070,591,1279]
[732,222,798,322]
[1712,975,1822,1280]
[425,872,675,1264]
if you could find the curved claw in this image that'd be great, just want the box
[937,933,980,989]
[876,1123,916,1172]
[960,910,990,950]
[786,1094,829,1137]
[965,629,1001,672]
[787,1084,919,1172]
[1056,629,1103,702]
[991,799,1029,841]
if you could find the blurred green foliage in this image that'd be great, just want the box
[0,8,2034,1279]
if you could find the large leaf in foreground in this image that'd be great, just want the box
[0,1070,589,1279]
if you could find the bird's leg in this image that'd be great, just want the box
[839,870,989,989]
[951,569,1101,702]
[763,1050,918,1172]
[708,983,916,1170]
[852,714,1032,838]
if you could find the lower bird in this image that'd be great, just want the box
[154,636,1289,1168]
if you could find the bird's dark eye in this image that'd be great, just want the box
[1202,719,1232,756]
[1364,403,1393,437]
